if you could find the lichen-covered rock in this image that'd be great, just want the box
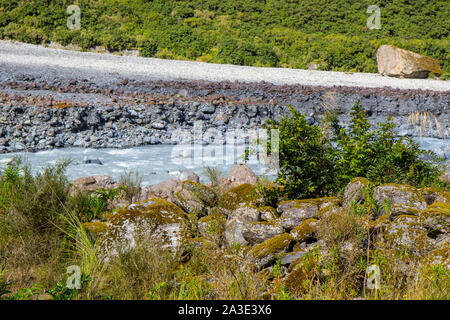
[83,198,189,255]
[278,198,337,230]
[242,221,284,245]
[374,184,427,215]
[420,187,450,205]
[376,45,442,78]
[259,206,279,222]
[423,236,449,268]
[219,183,255,212]
[290,218,319,242]
[229,164,258,186]
[343,177,370,207]
[387,203,420,219]
[175,181,217,217]
[197,212,226,244]
[418,202,450,234]
[224,204,260,247]
[280,250,309,266]
[249,233,294,269]
[384,215,433,256]
[278,199,321,230]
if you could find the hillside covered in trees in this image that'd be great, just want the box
[0,0,449,75]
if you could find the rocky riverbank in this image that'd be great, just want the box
[79,164,449,299]
[0,74,449,153]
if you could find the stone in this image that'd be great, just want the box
[229,164,258,185]
[343,177,370,207]
[376,45,442,78]
[374,184,427,215]
[83,198,189,255]
[290,218,319,242]
[71,175,119,193]
[242,221,284,245]
[224,205,260,247]
[418,202,450,234]
[384,215,433,256]
[179,171,200,183]
[249,233,294,269]
[139,178,182,201]
[420,187,450,205]
[277,199,321,230]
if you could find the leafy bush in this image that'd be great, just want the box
[264,102,445,199]
[264,106,338,199]
[0,0,448,77]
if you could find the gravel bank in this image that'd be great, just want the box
[2,40,449,91]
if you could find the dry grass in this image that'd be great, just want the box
[408,111,445,138]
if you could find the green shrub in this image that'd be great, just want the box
[264,102,445,199]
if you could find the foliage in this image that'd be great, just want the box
[0,0,448,78]
[264,102,445,199]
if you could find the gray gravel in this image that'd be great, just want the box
[2,40,449,92]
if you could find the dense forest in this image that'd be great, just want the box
[0,0,449,75]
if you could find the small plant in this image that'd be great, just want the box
[119,170,142,203]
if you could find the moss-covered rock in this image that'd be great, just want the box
[423,236,449,268]
[175,181,217,217]
[197,212,226,245]
[420,187,450,206]
[386,203,420,219]
[343,177,371,207]
[418,202,450,233]
[84,198,189,255]
[259,206,279,222]
[374,184,427,215]
[384,214,433,256]
[249,233,294,269]
[242,221,284,245]
[219,183,255,212]
[290,218,319,242]
[278,198,338,230]
[224,204,260,247]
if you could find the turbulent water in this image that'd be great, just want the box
[0,143,275,186]
[0,137,448,186]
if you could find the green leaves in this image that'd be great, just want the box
[265,101,445,200]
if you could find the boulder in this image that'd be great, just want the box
[139,178,182,201]
[229,164,258,185]
[83,198,189,255]
[384,215,433,256]
[278,198,338,230]
[249,233,294,269]
[418,202,450,234]
[219,183,255,212]
[343,177,370,207]
[175,181,217,217]
[290,218,319,243]
[179,171,200,183]
[420,187,450,205]
[71,175,119,193]
[376,45,442,78]
[374,184,427,215]
[197,212,226,245]
[224,205,260,247]
[242,221,284,245]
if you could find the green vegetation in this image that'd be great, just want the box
[0,0,448,77]
[264,102,446,199]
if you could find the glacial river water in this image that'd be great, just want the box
[0,137,448,186]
